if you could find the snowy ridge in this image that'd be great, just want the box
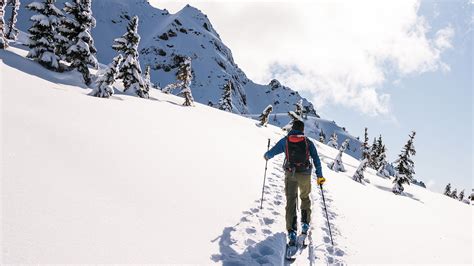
[2,45,471,264]
[15,0,318,116]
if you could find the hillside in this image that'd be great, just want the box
[14,0,317,116]
[2,44,472,264]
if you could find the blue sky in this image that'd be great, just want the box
[317,0,472,193]
[157,0,472,193]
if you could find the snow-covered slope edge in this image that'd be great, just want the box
[2,45,471,264]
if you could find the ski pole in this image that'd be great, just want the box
[260,138,271,209]
[320,184,334,246]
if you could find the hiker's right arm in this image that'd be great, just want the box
[264,138,285,160]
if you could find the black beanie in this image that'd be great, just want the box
[292,120,305,132]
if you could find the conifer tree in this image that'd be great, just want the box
[361,127,370,160]
[26,0,65,70]
[459,190,465,201]
[353,158,368,183]
[376,144,390,178]
[319,129,326,143]
[218,80,233,112]
[444,183,452,196]
[0,0,6,49]
[176,56,194,106]
[328,139,349,172]
[369,137,378,169]
[90,54,122,98]
[143,65,155,93]
[113,16,147,98]
[327,132,338,149]
[258,105,273,126]
[5,0,19,40]
[451,188,458,199]
[60,0,97,85]
[392,131,416,194]
[374,135,385,169]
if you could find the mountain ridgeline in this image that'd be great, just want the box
[17,0,314,115]
[15,0,363,156]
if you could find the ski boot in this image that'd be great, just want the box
[301,223,310,235]
[288,230,297,246]
[285,230,298,260]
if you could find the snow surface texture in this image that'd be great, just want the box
[2,45,472,264]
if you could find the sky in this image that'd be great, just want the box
[151,0,473,193]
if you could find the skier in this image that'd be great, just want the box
[264,120,325,249]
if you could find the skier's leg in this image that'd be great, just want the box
[285,171,298,232]
[297,173,312,225]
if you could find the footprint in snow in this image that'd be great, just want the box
[245,238,256,246]
[335,248,345,256]
[240,217,250,223]
[245,228,257,234]
[261,229,272,235]
[263,217,275,225]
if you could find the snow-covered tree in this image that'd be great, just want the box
[369,137,378,168]
[90,54,122,98]
[327,132,338,149]
[282,111,302,131]
[0,0,7,49]
[450,188,458,199]
[353,158,368,183]
[113,16,147,98]
[60,0,97,85]
[258,105,273,126]
[459,190,465,201]
[319,129,326,143]
[376,145,390,178]
[176,56,194,106]
[294,99,303,117]
[143,65,155,93]
[26,0,64,70]
[5,0,19,40]
[444,183,452,196]
[218,80,233,112]
[392,131,416,194]
[361,127,370,160]
[328,139,349,172]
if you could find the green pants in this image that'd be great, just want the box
[285,171,312,231]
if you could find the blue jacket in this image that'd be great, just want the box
[264,130,323,177]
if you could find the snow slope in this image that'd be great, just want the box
[2,46,472,264]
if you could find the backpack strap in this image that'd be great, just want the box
[305,137,309,161]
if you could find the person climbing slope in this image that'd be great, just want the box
[264,120,325,249]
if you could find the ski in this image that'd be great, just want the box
[297,233,308,248]
[285,233,308,261]
[285,243,298,261]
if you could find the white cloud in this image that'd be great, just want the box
[152,0,454,116]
